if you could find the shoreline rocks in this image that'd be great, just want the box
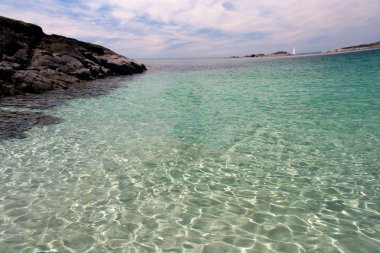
[0,16,146,96]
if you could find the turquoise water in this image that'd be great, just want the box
[1,50,380,252]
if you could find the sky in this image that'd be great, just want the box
[1,0,380,59]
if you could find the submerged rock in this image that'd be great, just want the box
[0,77,129,140]
[0,16,146,96]
[0,110,62,140]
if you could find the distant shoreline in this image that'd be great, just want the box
[322,41,380,54]
[140,47,380,61]
[230,40,380,59]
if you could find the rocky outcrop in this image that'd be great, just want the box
[0,16,146,96]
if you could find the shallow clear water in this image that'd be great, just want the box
[1,50,380,252]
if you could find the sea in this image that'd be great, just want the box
[0,50,379,253]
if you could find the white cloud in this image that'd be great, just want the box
[1,0,380,58]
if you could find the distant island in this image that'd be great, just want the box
[233,40,380,59]
[244,51,291,58]
[0,16,146,97]
[230,50,292,59]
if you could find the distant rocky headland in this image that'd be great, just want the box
[322,41,380,53]
[0,16,146,97]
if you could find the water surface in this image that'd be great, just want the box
[1,50,380,252]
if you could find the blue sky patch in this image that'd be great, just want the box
[222,2,234,10]
[196,28,227,38]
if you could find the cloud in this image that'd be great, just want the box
[1,0,380,58]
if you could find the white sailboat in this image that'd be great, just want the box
[292,47,296,55]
